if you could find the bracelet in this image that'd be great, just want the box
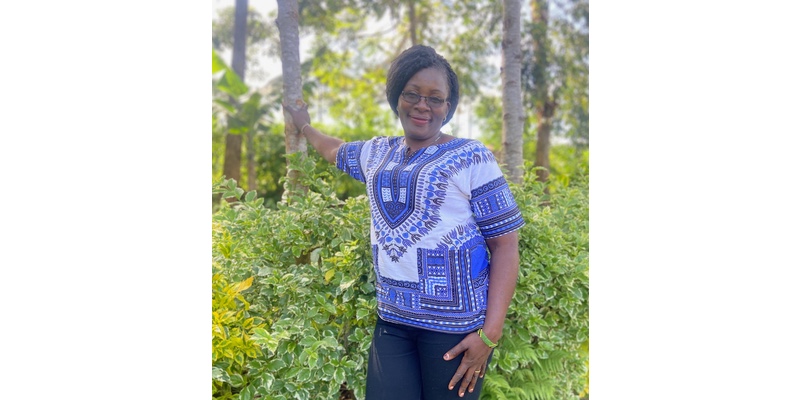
[300,123,311,135]
[477,328,498,348]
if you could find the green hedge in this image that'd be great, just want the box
[212,156,588,400]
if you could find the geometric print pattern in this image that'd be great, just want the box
[337,136,525,333]
[375,235,491,332]
[470,177,526,239]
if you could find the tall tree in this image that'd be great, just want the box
[407,0,418,46]
[222,0,249,187]
[501,0,524,184]
[276,0,308,196]
[530,0,554,184]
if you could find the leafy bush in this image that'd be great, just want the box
[211,157,589,400]
[212,155,375,400]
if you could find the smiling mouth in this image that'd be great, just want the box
[409,115,429,125]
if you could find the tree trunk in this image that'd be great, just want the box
[501,0,524,184]
[223,133,242,185]
[222,0,249,188]
[276,0,308,197]
[232,0,248,79]
[247,128,256,191]
[531,0,553,185]
[407,0,418,46]
[535,102,554,183]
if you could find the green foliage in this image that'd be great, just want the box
[248,125,290,208]
[213,49,248,97]
[548,146,588,191]
[212,273,266,399]
[212,155,375,400]
[211,156,588,399]
[308,47,396,134]
[473,95,504,151]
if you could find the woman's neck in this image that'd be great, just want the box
[404,131,443,153]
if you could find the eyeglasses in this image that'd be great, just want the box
[400,91,447,108]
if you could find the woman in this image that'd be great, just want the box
[285,45,524,399]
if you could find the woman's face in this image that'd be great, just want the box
[396,67,450,142]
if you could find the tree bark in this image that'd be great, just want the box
[531,0,553,185]
[535,102,554,184]
[501,0,524,184]
[276,0,308,197]
[222,0,249,187]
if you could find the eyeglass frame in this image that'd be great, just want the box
[400,91,448,108]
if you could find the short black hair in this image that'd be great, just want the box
[385,45,459,126]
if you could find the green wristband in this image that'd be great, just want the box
[478,328,498,348]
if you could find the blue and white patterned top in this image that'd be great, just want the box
[336,136,525,333]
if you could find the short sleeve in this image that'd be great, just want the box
[467,145,525,239]
[336,141,368,183]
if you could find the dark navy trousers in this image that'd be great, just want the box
[365,317,490,400]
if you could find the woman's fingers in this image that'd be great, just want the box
[467,367,481,394]
[458,366,482,397]
[447,364,481,397]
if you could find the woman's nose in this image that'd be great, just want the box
[415,97,432,109]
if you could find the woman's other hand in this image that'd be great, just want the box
[443,332,492,397]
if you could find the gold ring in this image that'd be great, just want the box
[474,370,481,375]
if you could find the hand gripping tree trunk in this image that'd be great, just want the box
[502,0,524,185]
[276,0,308,197]
[222,0,249,189]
